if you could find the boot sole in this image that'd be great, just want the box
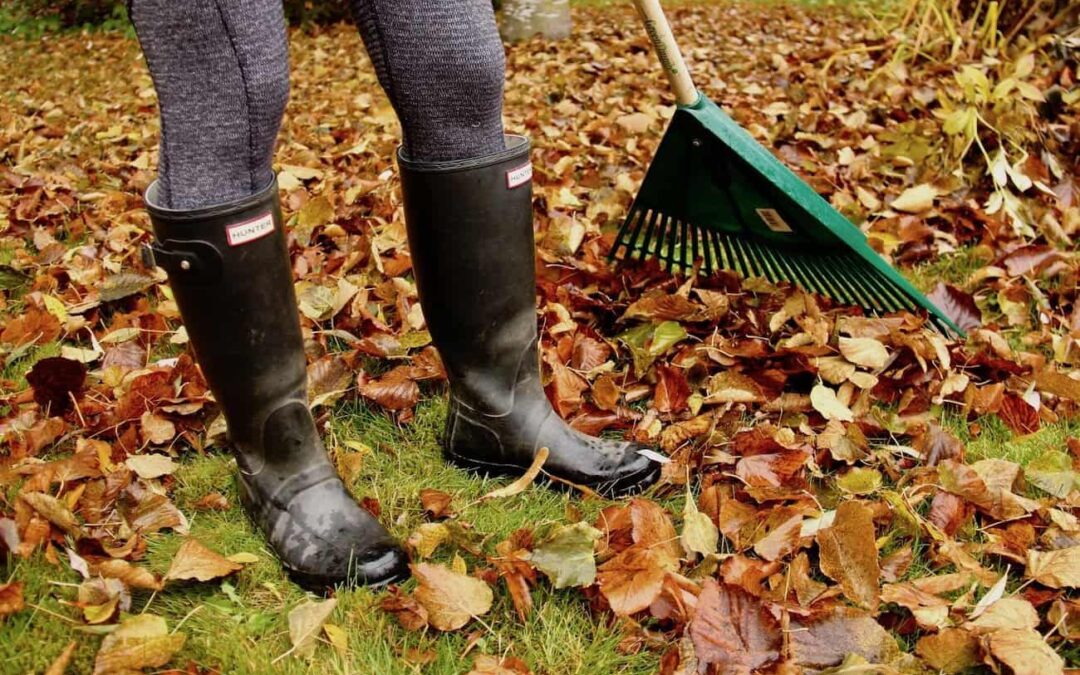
[443,448,661,499]
[286,559,411,596]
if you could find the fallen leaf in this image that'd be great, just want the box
[0,582,24,618]
[288,597,337,658]
[927,282,982,332]
[92,613,185,675]
[26,357,86,414]
[124,453,177,479]
[838,337,890,369]
[481,447,548,500]
[688,579,782,673]
[20,491,82,536]
[681,487,719,559]
[597,545,678,616]
[412,562,494,631]
[1025,545,1080,588]
[164,538,243,582]
[915,628,980,673]
[529,522,601,589]
[817,501,880,610]
[810,384,854,422]
[891,183,938,213]
[790,607,901,670]
[985,628,1064,675]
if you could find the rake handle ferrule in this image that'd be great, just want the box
[630,0,699,106]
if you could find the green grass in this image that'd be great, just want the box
[1,396,664,674]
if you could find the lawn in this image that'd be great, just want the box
[1,1,1077,673]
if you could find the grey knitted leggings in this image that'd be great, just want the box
[129,0,506,209]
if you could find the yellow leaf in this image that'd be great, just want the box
[891,184,938,214]
[811,384,854,422]
[412,563,493,631]
[164,538,243,583]
[838,337,890,370]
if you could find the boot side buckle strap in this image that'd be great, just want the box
[142,238,224,283]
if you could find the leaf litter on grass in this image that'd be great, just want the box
[1,0,1079,672]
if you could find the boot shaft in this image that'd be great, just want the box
[143,179,307,455]
[397,136,539,413]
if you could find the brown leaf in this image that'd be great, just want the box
[789,607,900,670]
[817,501,880,611]
[654,365,690,414]
[20,490,82,536]
[915,628,980,673]
[915,422,965,466]
[1025,545,1080,588]
[360,367,420,411]
[95,559,163,591]
[688,579,782,673]
[92,613,185,675]
[999,394,1040,435]
[412,562,493,631]
[193,492,230,511]
[1,306,60,346]
[164,538,243,582]
[597,545,677,616]
[628,498,681,561]
[420,488,454,519]
[547,360,587,418]
[927,282,982,332]
[381,587,429,631]
[26,357,86,414]
[985,628,1064,675]
[623,294,702,321]
[928,491,969,537]
[468,654,533,675]
[0,581,25,618]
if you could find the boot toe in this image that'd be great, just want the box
[245,476,410,593]
[590,441,663,498]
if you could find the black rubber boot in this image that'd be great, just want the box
[143,178,408,592]
[398,136,662,497]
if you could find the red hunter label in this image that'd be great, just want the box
[225,212,275,247]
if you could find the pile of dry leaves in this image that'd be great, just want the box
[0,1,1078,673]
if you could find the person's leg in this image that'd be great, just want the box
[131,0,407,590]
[349,0,506,161]
[129,0,288,208]
[350,2,663,495]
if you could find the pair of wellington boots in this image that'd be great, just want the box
[144,136,662,591]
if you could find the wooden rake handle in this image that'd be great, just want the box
[629,0,699,106]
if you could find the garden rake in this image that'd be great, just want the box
[610,0,962,334]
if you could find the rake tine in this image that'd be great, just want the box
[710,229,725,274]
[678,219,691,272]
[873,274,918,312]
[717,231,734,274]
[621,208,648,260]
[664,217,680,272]
[773,248,811,292]
[760,242,790,286]
[637,209,661,261]
[783,253,817,293]
[691,221,704,274]
[819,257,859,306]
[800,257,835,298]
[735,237,762,278]
[654,214,673,267]
[611,210,637,260]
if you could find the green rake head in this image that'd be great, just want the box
[610,95,963,336]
